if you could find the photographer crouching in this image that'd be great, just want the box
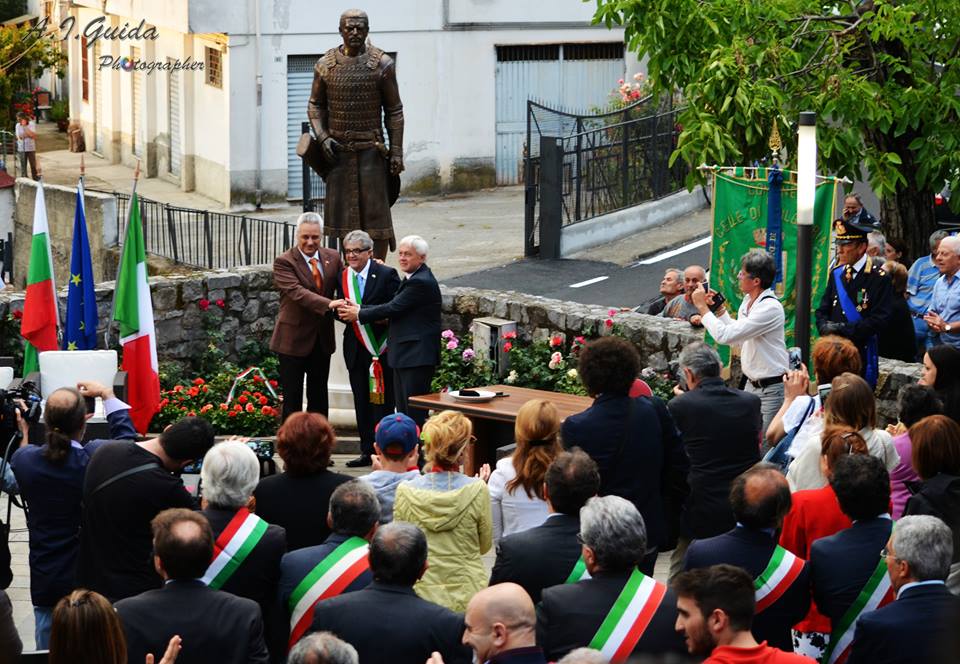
[7,381,137,648]
[691,249,789,439]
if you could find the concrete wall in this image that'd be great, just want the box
[560,188,709,257]
[12,179,118,289]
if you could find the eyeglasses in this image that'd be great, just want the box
[344,248,370,256]
[880,546,897,560]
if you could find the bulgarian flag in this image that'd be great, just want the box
[20,180,59,375]
[113,189,160,433]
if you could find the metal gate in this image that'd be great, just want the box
[494,42,625,185]
[132,47,143,157]
[168,61,181,176]
[93,41,102,153]
[287,55,321,199]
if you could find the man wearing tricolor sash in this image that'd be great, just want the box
[334,230,400,468]
[198,442,287,660]
[278,480,378,649]
[809,456,895,664]
[537,496,685,662]
[673,565,813,663]
[846,515,960,664]
[683,465,809,652]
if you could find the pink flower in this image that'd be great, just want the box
[503,342,513,353]
[618,78,624,85]
[462,348,476,362]
[633,72,644,81]
[574,335,585,344]
[215,298,225,309]
[198,299,210,311]
[605,318,614,328]
[549,351,563,370]
[608,308,618,316]
[441,329,455,340]
[502,331,517,340]
[446,339,459,350]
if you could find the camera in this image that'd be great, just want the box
[181,439,276,475]
[0,383,43,438]
[702,282,726,312]
[788,347,803,371]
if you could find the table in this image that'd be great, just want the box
[408,385,593,474]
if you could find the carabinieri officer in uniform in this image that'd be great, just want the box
[815,218,894,387]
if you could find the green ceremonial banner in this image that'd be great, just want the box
[709,168,838,365]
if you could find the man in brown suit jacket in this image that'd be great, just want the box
[270,213,343,421]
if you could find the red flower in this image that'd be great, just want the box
[252,375,263,383]
[11,309,22,320]
[258,396,268,406]
[198,299,210,311]
[187,387,199,397]
[215,299,225,308]
[253,392,263,399]
[228,410,237,417]
[219,403,228,411]
[502,331,517,340]
[261,406,274,415]
[193,378,205,385]
[200,404,213,413]
[269,379,279,388]
[159,398,169,407]
[233,403,243,411]
[605,318,614,328]
[549,335,562,347]
[188,410,196,417]
[173,385,184,392]
[202,385,208,393]
[238,395,248,404]
[245,403,255,413]
[503,341,513,353]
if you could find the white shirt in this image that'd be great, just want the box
[701,288,788,380]
[299,249,319,270]
[847,252,868,279]
[487,456,550,543]
[786,426,899,491]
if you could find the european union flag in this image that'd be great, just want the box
[63,179,98,350]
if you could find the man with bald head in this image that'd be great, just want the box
[459,583,545,663]
[662,264,707,325]
[682,463,810,652]
[115,508,269,664]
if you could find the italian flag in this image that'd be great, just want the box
[113,190,160,433]
[20,180,59,375]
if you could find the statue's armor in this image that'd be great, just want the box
[317,46,385,140]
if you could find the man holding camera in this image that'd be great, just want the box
[692,249,788,435]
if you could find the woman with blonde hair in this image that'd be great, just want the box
[786,372,899,491]
[488,399,562,542]
[393,410,492,612]
[48,589,180,664]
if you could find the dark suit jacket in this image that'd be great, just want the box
[809,516,893,626]
[357,263,441,369]
[201,507,286,659]
[308,582,472,664]
[489,513,581,604]
[337,260,402,370]
[684,526,810,651]
[536,570,687,661]
[269,246,342,357]
[667,377,761,539]
[253,470,352,551]
[815,256,894,348]
[560,394,686,549]
[115,580,269,664]
[848,583,960,664]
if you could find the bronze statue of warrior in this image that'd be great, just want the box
[307,9,403,260]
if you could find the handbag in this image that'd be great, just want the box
[763,397,816,474]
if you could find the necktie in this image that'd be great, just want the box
[844,264,854,283]
[357,273,365,295]
[309,257,323,291]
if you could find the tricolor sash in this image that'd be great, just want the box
[587,568,667,663]
[565,556,592,584]
[288,536,370,648]
[343,269,388,404]
[820,559,893,664]
[754,545,805,612]
[833,265,879,387]
[201,509,268,590]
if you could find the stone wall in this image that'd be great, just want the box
[13,179,118,289]
[0,269,921,423]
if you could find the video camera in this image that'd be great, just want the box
[0,382,42,439]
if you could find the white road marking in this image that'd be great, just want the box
[632,236,712,266]
[569,275,610,288]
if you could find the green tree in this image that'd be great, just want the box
[592,0,960,258]
[0,24,66,126]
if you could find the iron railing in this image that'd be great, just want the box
[92,189,297,270]
[524,97,686,256]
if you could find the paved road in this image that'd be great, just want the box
[443,235,712,310]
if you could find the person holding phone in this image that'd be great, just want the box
[691,249,789,437]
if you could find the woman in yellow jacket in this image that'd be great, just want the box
[393,410,492,612]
